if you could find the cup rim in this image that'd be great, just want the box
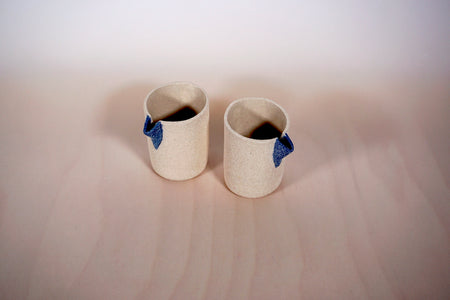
[224,97,290,144]
[144,81,209,125]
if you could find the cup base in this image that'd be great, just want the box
[151,161,207,181]
[224,175,283,198]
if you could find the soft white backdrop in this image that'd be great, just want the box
[1,0,449,76]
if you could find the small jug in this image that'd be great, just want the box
[224,97,294,198]
[143,82,209,181]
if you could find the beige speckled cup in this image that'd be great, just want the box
[224,97,294,198]
[143,82,209,181]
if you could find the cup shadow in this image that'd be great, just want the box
[279,91,397,191]
[208,97,229,183]
[99,83,155,165]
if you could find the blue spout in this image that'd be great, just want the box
[143,115,163,149]
[273,133,294,167]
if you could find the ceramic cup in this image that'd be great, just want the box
[143,82,209,181]
[224,97,294,198]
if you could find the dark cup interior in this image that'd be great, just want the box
[146,83,206,122]
[227,98,287,140]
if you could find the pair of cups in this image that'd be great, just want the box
[143,82,294,198]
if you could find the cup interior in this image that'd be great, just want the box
[146,83,207,122]
[226,98,287,140]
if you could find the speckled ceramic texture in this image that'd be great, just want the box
[224,97,293,198]
[144,82,209,181]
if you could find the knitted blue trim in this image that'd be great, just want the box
[273,133,294,167]
[143,115,163,149]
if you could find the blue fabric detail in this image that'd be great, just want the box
[273,133,294,168]
[143,115,163,149]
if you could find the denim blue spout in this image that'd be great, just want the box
[273,133,294,167]
[143,115,163,149]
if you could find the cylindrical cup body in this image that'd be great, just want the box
[224,97,290,198]
[144,82,209,181]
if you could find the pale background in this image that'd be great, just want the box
[0,0,449,299]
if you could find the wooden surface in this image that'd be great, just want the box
[0,72,449,299]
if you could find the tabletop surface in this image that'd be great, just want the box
[0,69,448,299]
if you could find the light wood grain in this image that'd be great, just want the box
[0,72,448,300]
